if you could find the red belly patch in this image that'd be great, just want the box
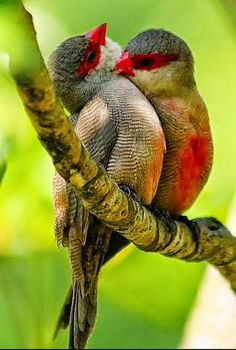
[174,133,210,212]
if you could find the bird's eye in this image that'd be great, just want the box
[87,50,97,63]
[76,45,101,76]
[139,57,154,66]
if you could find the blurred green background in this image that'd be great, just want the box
[0,0,236,348]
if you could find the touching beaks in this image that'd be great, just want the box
[84,23,107,46]
[114,51,135,76]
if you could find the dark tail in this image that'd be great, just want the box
[69,280,97,349]
[54,232,129,340]
[67,220,114,349]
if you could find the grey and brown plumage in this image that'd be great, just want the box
[48,24,165,349]
[116,28,213,215]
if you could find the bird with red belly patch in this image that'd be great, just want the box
[115,28,213,215]
[48,24,165,349]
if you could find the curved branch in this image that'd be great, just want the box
[6,0,236,292]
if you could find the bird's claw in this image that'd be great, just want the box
[175,214,200,236]
[119,184,140,202]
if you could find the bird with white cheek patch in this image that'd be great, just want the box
[48,24,165,349]
[115,28,213,216]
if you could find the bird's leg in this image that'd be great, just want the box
[147,207,200,238]
[119,184,140,202]
[148,206,178,233]
[174,214,200,236]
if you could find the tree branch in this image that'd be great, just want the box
[5,0,236,293]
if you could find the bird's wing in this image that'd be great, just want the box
[66,98,119,349]
[102,76,166,205]
[74,96,118,167]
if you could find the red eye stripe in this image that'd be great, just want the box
[76,42,101,77]
[132,52,178,71]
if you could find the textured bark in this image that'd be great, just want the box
[5,0,236,294]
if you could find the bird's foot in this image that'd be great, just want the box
[175,214,200,236]
[148,207,177,232]
[119,184,140,202]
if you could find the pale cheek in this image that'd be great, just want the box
[100,42,121,71]
[133,66,179,97]
[131,71,158,96]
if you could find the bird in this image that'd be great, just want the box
[48,23,165,349]
[115,28,213,216]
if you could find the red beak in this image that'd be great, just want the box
[84,23,107,46]
[114,51,134,76]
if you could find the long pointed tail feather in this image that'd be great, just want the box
[69,281,97,349]
[53,232,129,340]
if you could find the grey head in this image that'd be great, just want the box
[117,28,196,98]
[48,24,121,113]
